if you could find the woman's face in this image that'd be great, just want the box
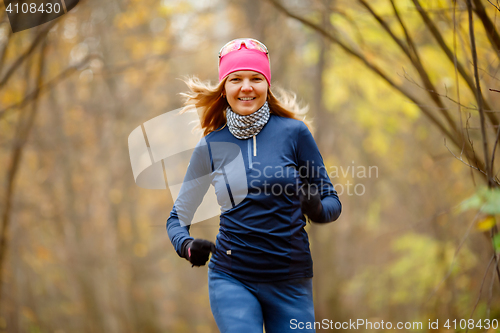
[224,71,269,116]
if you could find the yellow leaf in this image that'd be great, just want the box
[476,216,496,231]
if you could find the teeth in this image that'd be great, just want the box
[239,97,255,101]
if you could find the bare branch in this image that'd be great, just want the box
[0,54,98,119]
[465,113,481,184]
[444,138,493,180]
[451,0,473,180]
[0,19,57,89]
[399,69,499,113]
[487,0,500,11]
[0,25,12,73]
[491,107,500,172]
[467,254,495,332]
[0,38,48,304]
[473,0,500,60]
[491,226,500,282]
[464,114,477,184]
[358,0,411,56]
[480,65,500,83]
[412,0,499,129]
[467,0,494,187]
[268,0,490,180]
[390,0,421,63]
[266,0,459,147]
[359,0,459,136]
[487,253,496,317]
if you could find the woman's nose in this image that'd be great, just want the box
[241,80,253,91]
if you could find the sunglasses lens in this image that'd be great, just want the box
[245,40,267,53]
[220,40,241,57]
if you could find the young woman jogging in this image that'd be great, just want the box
[167,38,342,333]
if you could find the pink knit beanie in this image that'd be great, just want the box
[218,47,271,86]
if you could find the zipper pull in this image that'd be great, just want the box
[253,135,257,157]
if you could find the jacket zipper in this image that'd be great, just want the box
[247,135,257,169]
[253,135,257,156]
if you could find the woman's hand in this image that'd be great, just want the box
[181,239,216,267]
[299,178,323,222]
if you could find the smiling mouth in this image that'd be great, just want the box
[238,97,256,101]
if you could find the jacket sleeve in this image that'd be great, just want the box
[296,122,342,223]
[166,138,212,256]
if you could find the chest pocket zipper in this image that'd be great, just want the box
[253,135,257,156]
[247,139,252,169]
[247,135,257,169]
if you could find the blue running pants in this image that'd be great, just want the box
[208,268,316,333]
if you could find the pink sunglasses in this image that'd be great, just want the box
[218,38,270,64]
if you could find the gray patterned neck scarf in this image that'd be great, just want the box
[226,101,271,139]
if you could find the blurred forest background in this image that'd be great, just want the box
[1,0,500,332]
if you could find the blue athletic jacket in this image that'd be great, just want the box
[166,114,342,282]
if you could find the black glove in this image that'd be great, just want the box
[298,178,323,222]
[181,239,216,267]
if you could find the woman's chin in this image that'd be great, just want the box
[233,107,258,116]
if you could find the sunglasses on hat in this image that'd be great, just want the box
[218,38,270,64]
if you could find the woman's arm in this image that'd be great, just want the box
[296,122,342,223]
[166,138,213,256]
